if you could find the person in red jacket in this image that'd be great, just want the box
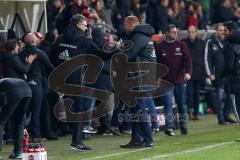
[155,24,192,136]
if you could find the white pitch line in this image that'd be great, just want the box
[83,141,233,160]
[83,148,152,160]
[81,127,235,160]
[141,141,234,160]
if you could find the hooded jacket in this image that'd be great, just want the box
[52,24,96,84]
[126,24,156,62]
[52,24,94,66]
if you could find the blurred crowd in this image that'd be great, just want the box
[47,0,240,34]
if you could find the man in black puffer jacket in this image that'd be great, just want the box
[52,14,96,151]
[222,21,240,121]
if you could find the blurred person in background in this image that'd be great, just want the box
[156,24,192,136]
[182,25,206,120]
[204,23,236,124]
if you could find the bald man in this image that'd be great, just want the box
[19,32,54,141]
[182,26,206,120]
[119,16,156,148]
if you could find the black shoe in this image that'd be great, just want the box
[5,138,13,145]
[218,121,227,125]
[120,141,143,148]
[144,142,154,147]
[180,127,188,135]
[164,129,175,136]
[71,143,92,151]
[46,132,58,140]
[102,130,113,136]
[8,152,22,159]
[225,118,237,124]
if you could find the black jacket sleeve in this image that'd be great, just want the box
[126,34,144,61]
[30,47,54,70]
[222,42,236,77]
[6,54,31,74]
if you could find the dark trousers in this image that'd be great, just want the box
[28,80,43,138]
[111,102,131,131]
[131,97,153,144]
[96,74,113,132]
[0,96,30,152]
[40,78,54,137]
[4,119,13,140]
[224,83,234,120]
[187,80,201,116]
[70,96,84,145]
[47,90,70,135]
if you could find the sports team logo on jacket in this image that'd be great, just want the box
[175,47,182,56]
[58,49,71,61]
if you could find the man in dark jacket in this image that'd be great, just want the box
[120,16,156,148]
[0,78,32,159]
[0,39,36,78]
[52,14,95,151]
[222,21,240,122]
[155,24,192,136]
[182,25,206,120]
[204,23,235,124]
[19,32,54,140]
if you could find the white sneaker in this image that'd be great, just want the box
[82,126,98,134]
